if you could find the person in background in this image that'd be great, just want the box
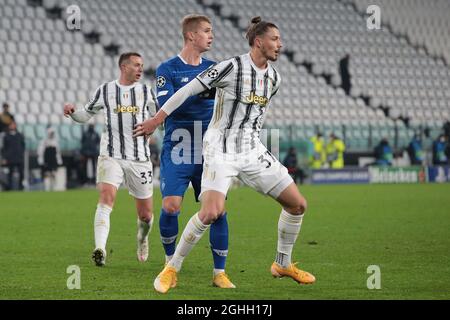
[339,54,351,95]
[432,134,448,165]
[37,127,63,191]
[442,121,450,162]
[80,124,100,185]
[283,146,305,184]
[374,138,393,166]
[326,133,345,169]
[442,120,450,140]
[310,132,326,169]
[0,103,15,134]
[407,134,424,165]
[1,121,25,190]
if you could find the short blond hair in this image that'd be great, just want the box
[181,14,211,40]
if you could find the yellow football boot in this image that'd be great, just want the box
[271,262,316,284]
[154,266,178,293]
[213,272,236,289]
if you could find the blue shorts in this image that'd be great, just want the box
[159,146,203,202]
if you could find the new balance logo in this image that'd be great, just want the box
[212,248,228,257]
[181,77,189,83]
[161,235,177,244]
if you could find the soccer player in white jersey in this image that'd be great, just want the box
[134,17,316,293]
[64,52,157,266]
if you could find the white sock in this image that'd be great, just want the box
[165,255,173,264]
[276,209,303,268]
[94,203,112,250]
[137,215,154,242]
[213,268,225,276]
[168,213,209,272]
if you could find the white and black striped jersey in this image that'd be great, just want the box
[84,80,157,161]
[196,53,281,154]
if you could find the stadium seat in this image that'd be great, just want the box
[71,124,83,141]
[48,114,61,125]
[1,0,448,154]
[34,123,48,141]
[22,124,38,150]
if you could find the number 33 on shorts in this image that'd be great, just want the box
[96,156,154,199]
[140,171,153,184]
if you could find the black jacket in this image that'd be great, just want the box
[283,154,298,169]
[81,129,100,157]
[2,131,25,164]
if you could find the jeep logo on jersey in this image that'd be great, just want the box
[114,105,140,114]
[157,76,166,88]
[245,92,268,106]
[207,68,219,79]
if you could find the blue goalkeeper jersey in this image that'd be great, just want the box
[156,55,215,155]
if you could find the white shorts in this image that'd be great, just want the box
[96,156,153,199]
[200,143,293,200]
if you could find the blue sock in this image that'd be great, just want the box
[210,212,229,270]
[159,209,179,257]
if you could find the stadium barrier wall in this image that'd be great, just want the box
[310,166,450,184]
[368,166,427,184]
[311,167,371,184]
[427,166,450,183]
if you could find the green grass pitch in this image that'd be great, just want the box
[0,183,449,300]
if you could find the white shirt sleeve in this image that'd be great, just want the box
[271,70,281,96]
[160,78,207,116]
[83,85,104,114]
[196,59,235,89]
[70,109,94,123]
[71,85,104,123]
[146,85,158,117]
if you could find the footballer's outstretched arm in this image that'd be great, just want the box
[133,78,206,137]
[64,103,94,123]
[64,85,103,123]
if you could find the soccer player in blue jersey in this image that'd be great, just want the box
[155,14,234,289]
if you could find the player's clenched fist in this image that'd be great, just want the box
[133,118,159,137]
[63,103,76,117]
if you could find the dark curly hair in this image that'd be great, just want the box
[245,16,279,46]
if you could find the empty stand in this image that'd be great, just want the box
[0,0,448,154]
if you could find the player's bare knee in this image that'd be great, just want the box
[163,204,181,214]
[301,198,308,214]
[138,208,152,222]
[298,197,308,214]
[139,214,152,223]
[209,211,226,224]
[162,199,181,214]
[285,197,307,215]
[200,206,223,224]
